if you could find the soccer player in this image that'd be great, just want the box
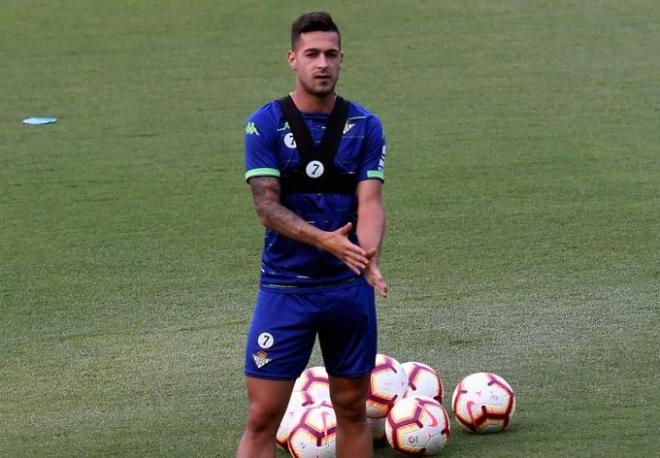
[237,11,388,458]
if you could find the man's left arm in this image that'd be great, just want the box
[357,179,388,297]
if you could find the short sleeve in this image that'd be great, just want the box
[357,115,386,182]
[244,107,280,182]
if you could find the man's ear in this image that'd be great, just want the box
[287,50,296,70]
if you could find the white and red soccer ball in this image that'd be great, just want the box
[276,390,318,451]
[367,354,409,418]
[402,361,444,403]
[385,395,450,456]
[367,416,387,446]
[287,402,337,458]
[293,366,331,401]
[277,366,331,451]
[451,372,516,433]
[280,362,516,456]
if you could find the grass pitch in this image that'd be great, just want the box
[1,1,659,456]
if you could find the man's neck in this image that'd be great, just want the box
[290,89,336,114]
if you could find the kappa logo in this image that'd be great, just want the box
[342,121,355,135]
[252,350,272,369]
[245,122,259,136]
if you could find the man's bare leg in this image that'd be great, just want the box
[329,374,372,458]
[236,377,295,458]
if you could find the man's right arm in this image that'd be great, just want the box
[248,176,369,275]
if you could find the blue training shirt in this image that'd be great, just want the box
[244,98,386,288]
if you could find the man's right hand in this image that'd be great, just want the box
[318,222,369,275]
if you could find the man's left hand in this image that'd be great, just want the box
[364,249,388,297]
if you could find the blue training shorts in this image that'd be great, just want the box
[244,279,377,380]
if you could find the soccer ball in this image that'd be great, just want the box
[287,402,337,458]
[451,372,516,433]
[367,354,409,418]
[385,395,450,456]
[367,416,387,446]
[276,390,317,451]
[293,366,331,401]
[402,361,444,403]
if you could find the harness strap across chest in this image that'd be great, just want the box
[277,95,357,195]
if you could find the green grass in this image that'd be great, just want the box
[1,1,659,456]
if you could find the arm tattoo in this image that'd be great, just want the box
[249,177,320,246]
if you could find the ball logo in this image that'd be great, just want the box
[305,160,324,178]
[257,332,274,349]
[423,407,439,427]
[284,133,296,149]
[320,411,331,444]
[466,400,478,423]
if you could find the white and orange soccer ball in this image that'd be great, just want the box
[293,366,331,401]
[451,372,516,433]
[276,390,317,451]
[367,354,409,418]
[287,402,337,458]
[367,416,387,446]
[402,361,444,404]
[385,395,450,456]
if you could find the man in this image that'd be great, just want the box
[237,11,388,458]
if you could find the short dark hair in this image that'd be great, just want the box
[290,11,341,50]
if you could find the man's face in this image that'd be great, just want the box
[288,31,342,97]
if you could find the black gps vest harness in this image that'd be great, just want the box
[277,95,357,195]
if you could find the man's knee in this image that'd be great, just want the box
[331,387,368,421]
[243,377,295,436]
[245,400,286,434]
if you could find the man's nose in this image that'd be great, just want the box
[316,54,328,68]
